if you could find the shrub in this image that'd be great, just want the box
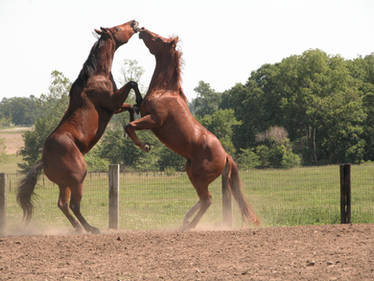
[236,148,260,169]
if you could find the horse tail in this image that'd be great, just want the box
[16,160,44,223]
[223,154,261,226]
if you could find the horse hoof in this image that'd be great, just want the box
[179,224,190,232]
[86,226,100,234]
[74,227,84,234]
[144,144,150,152]
[90,227,100,234]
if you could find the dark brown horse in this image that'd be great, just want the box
[125,28,261,230]
[17,20,142,233]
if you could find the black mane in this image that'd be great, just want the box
[75,39,102,87]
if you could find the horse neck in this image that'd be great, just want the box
[72,38,116,100]
[147,54,181,95]
[92,38,116,76]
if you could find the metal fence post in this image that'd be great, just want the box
[108,164,120,229]
[340,164,351,224]
[0,173,6,234]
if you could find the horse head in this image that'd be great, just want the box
[95,20,139,48]
[139,28,178,55]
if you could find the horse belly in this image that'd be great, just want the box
[152,127,191,158]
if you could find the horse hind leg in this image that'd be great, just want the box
[69,183,100,234]
[182,201,200,227]
[181,196,211,231]
[58,186,83,233]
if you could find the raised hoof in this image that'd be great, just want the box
[143,143,151,152]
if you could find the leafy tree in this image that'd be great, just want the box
[0,137,6,162]
[348,54,374,161]
[190,81,221,117]
[19,71,70,171]
[117,59,146,89]
[98,127,164,171]
[111,59,146,128]
[85,145,110,172]
[236,148,260,169]
[157,146,185,171]
[0,95,40,126]
[98,129,143,168]
[0,117,12,128]
[254,126,300,168]
[222,49,367,165]
[198,109,241,155]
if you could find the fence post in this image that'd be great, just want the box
[339,164,351,224]
[0,173,6,234]
[222,171,233,227]
[108,164,120,229]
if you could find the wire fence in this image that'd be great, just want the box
[2,164,374,232]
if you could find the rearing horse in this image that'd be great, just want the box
[17,20,142,233]
[125,28,261,230]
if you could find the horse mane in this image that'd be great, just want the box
[75,39,101,87]
[169,36,187,102]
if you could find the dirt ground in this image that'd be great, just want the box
[0,224,373,281]
[0,127,30,154]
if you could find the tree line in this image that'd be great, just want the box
[1,49,374,171]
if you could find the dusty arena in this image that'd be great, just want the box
[0,224,373,280]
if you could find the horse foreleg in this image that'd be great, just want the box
[114,103,135,121]
[110,81,140,110]
[125,114,159,152]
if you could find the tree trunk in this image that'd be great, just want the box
[312,127,317,163]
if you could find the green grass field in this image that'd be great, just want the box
[2,164,374,232]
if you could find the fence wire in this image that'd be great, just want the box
[2,165,374,232]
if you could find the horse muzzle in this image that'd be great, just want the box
[131,20,140,32]
[138,28,146,39]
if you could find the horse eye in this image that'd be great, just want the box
[115,27,121,32]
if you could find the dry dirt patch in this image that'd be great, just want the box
[0,127,31,154]
[0,224,373,280]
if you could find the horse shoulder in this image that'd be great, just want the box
[84,76,113,100]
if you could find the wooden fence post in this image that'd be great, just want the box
[222,171,233,227]
[340,164,351,224]
[108,164,120,229]
[0,173,6,234]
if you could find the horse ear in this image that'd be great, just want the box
[95,27,111,37]
[170,37,178,49]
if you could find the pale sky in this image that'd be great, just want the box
[0,0,373,101]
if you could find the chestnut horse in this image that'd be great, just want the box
[17,20,142,233]
[125,28,261,230]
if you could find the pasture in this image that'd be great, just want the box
[2,164,374,233]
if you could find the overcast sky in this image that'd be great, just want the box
[1,0,373,101]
